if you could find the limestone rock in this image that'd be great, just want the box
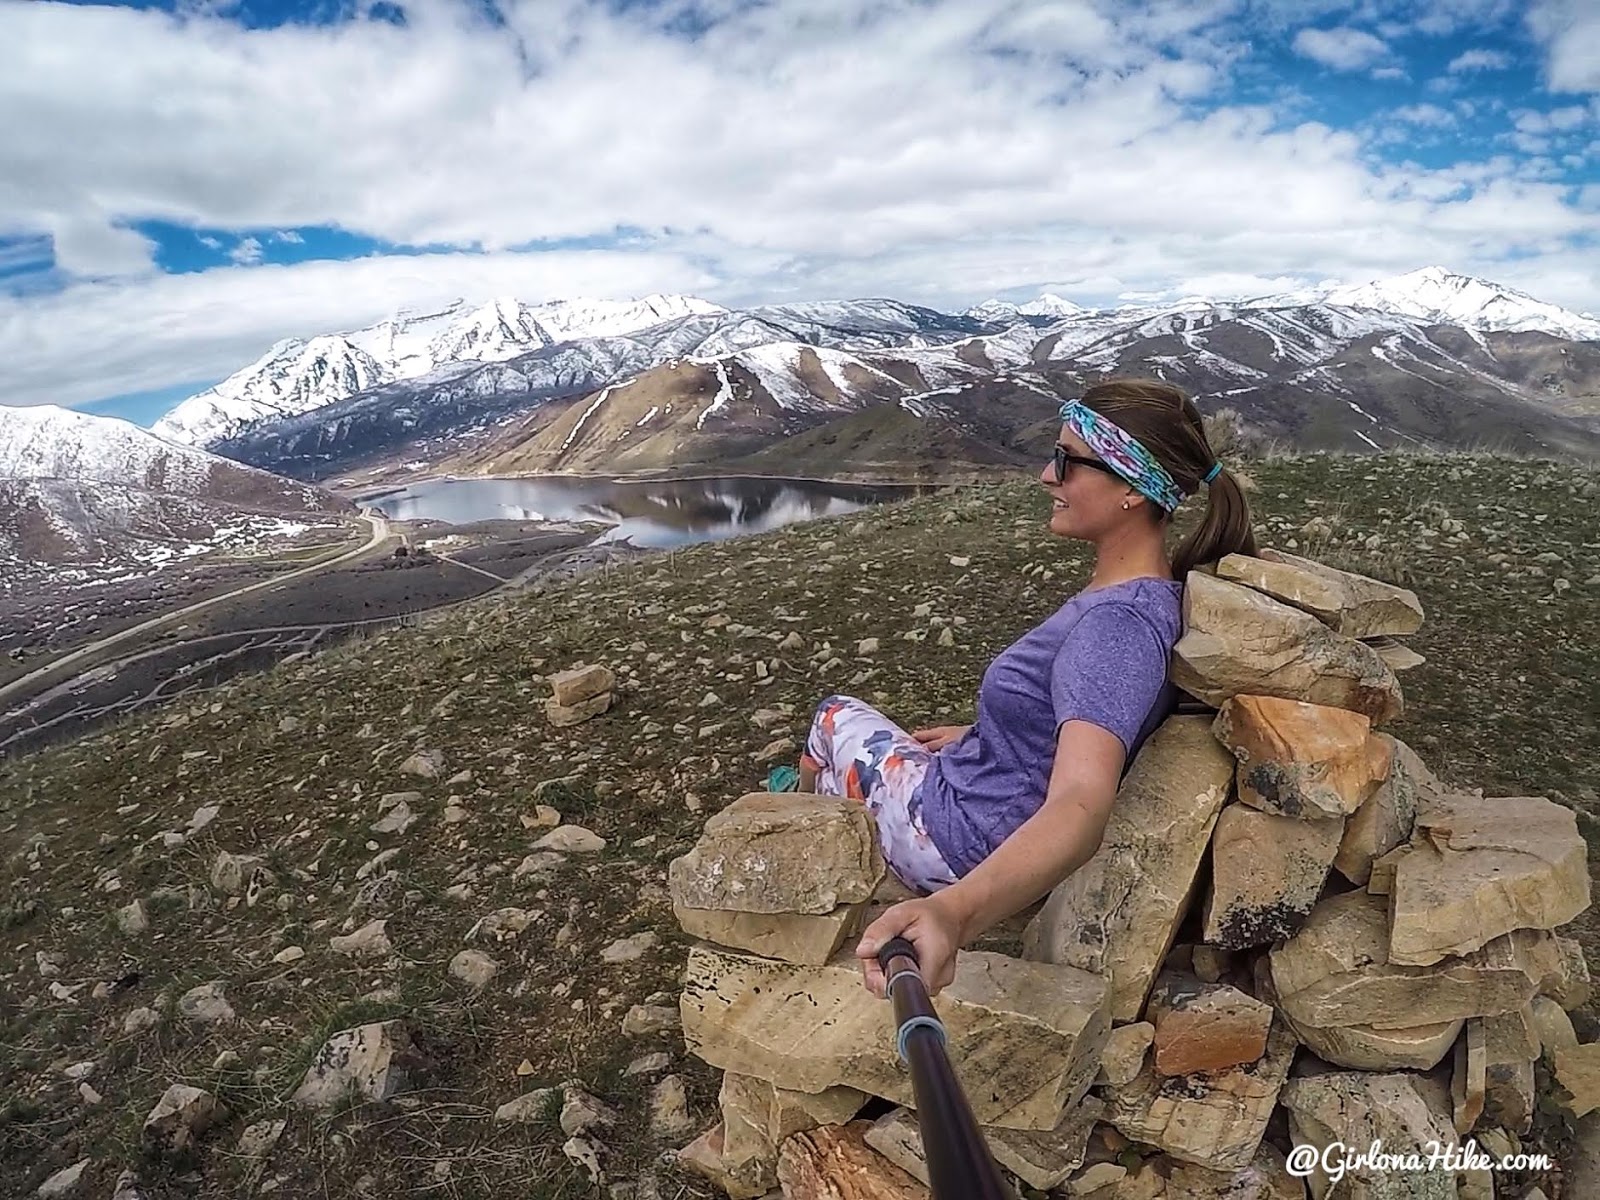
[399,748,446,778]
[371,801,419,835]
[777,1121,931,1199]
[681,944,1109,1131]
[1452,1019,1486,1135]
[1100,1018,1297,1172]
[36,1159,89,1198]
[1024,716,1233,1022]
[1269,890,1544,1032]
[1279,1014,1463,1072]
[648,1075,694,1140]
[1280,1071,1459,1199]
[1365,636,1426,673]
[143,1085,226,1153]
[1547,935,1593,1010]
[1334,734,1433,886]
[330,919,392,959]
[1099,1022,1154,1086]
[1384,793,1590,967]
[1219,549,1424,638]
[1553,1043,1600,1119]
[1147,973,1274,1075]
[448,950,499,988]
[533,825,606,853]
[1203,805,1344,950]
[561,1084,619,1136]
[676,1123,772,1200]
[669,793,884,916]
[673,900,868,965]
[236,1118,287,1160]
[546,692,613,727]
[493,1088,557,1124]
[1161,1144,1307,1199]
[550,664,615,707]
[1212,695,1390,819]
[865,1099,1103,1191]
[1170,572,1403,724]
[292,1020,425,1108]
[209,850,263,895]
[115,899,150,936]
[623,1004,680,1037]
[720,1070,866,1159]
[178,981,235,1025]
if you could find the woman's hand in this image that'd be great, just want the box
[855,893,967,999]
[911,724,971,753]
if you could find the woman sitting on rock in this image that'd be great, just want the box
[794,378,1257,997]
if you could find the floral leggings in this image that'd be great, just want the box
[800,694,959,895]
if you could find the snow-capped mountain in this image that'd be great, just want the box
[965,293,1090,323]
[154,293,729,449]
[0,404,349,565]
[164,267,1600,480]
[1254,266,1600,342]
[152,336,395,447]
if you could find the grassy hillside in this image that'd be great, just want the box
[3,450,1599,1199]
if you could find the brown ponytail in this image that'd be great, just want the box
[1078,378,1257,579]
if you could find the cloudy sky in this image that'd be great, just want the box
[2,0,1597,424]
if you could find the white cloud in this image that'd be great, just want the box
[1391,103,1456,126]
[1528,0,1600,92]
[1291,26,1392,71]
[0,0,1596,411]
[270,229,304,243]
[229,236,263,264]
[199,234,222,249]
[1447,48,1512,72]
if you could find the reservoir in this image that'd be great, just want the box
[366,474,934,548]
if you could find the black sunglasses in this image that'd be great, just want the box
[1051,443,1120,485]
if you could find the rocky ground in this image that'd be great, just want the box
[2,449,1598,1199]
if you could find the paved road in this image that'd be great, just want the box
[0,512,391,710]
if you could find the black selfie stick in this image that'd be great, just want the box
[876,936,1017,1199]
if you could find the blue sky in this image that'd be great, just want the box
[1,0,1596,424]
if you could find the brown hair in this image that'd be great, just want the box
[1080,378,1257,580]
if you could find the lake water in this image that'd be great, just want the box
[366,475,934,548]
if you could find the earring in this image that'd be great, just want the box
[1121,500,1130,510]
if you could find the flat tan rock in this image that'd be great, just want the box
[1212,695,1390,820]
[548,663,615,707]
[1024,716,1233,1022]
[1364,636,1426,672]
[1223,549,1424,639]
[1278,1013,1462,1072]
[1280,1071,1457,1199]
[1171,571,1404,724]
[1269,890,1543,1032]
[1548,935,1593,1010]
[1100,1018,1297,1172]
[1385,793,1590,966]
[865,1099,1103,1191]
[1531,995,1578,1055]
[1452,1019,1486,1134]
[1203,805,1344,950]
[1098,1023,1154,1086]
[777,1121,931,1200]
[1334,734,1434,886]
[545,691,612,727]
[1164,1144,1308,1199]
[718,1072,866,1196]
[1147,974,1273,1076]
[1480,1007,1538,1133]
[670,793,884,916]
[681,944,1110,1131]
[1554,1043,1600,1119]
[674,900,868,965]
[676,1122,773,1200]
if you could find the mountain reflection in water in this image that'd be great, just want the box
[368,475,932,548]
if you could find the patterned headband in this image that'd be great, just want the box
[1058,399,1187,513]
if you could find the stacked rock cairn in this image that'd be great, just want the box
[665,549,1596,1200]
[547,663,616,727]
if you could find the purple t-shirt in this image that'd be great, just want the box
[913,577,1184,878]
